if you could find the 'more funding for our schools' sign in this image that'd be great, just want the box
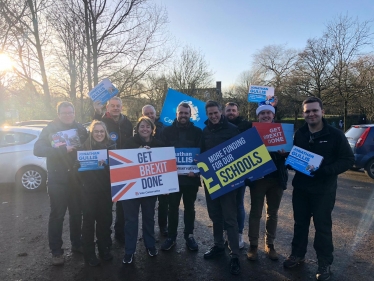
[196,128,277,200]
[247,85,275,103]
[109,148,179,202]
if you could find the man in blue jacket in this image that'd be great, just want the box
[34,102,88,265]
[283,97,354,281]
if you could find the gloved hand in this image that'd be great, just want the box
[310,167,326,177]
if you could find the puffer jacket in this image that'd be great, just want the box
[292,119,354,194]
[33,119,88,184]
[162,119,202,186]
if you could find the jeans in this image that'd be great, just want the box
[82,190,112,258]
[167,185,199,239]
[157,195,169,228]
[122,196,157,255]
[291,188,336,265]
[224,185,246,234]
[48,183,82,256]
[248,178,283,246]
[205,187,239,258]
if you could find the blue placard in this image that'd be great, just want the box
[196,128,277,199]
[285,146,324,177]
[175,148,200,174]
[88,78,119,104]
[159,88,208,129]
[77,150,108,171]
[247,85,274,103]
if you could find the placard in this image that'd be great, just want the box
[248,85,275,103]
[77,149,108,171]
[252,123,294,152]
[159,88,207,129]
[88,78,119,104]
[197,128,276,199]
[175,148,200,174]
[51,129,81,148]
[109,147,179,202]
[285,145,324,177]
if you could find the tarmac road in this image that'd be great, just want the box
[0,170,373,281]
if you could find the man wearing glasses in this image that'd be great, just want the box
[34,102,88,265]
[283,97,354,281]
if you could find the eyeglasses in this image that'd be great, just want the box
[93,130,105,134]
[59,112,74,116]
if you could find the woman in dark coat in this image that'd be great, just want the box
[79,120,116,266]
[121,116,165,264]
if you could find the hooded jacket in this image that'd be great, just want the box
[93,112,133,148]
[162,119,202,186]
[228,116,252,133]
[292,119,354,194]
[33,118,88,184]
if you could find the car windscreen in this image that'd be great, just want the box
[345,127,367,141]
[0,132,37,147]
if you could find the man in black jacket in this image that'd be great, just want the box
[34,101,88,266]
[201,100,241,275]
[93,97,133,243]
[283,97,354,281]
[160,102,202,251]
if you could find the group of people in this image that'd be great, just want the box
[33,95,354,281]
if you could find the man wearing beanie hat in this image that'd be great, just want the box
[247,103,288,262]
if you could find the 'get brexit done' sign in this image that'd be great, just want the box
[196,128,277,200]
[109,148,179,202]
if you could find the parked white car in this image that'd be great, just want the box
[0,126,47,191]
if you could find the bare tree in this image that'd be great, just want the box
[167,45,213,96]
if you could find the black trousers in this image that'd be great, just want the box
[158,195,169,228]
[204,187,239,258]
[48,182,82,256]
[82,189,112,258]
[167,185,199,239]
[114,201,125,238]
[291,188,336,265]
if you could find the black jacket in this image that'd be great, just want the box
[33,119,88,184]
[79,138,116,193]
[262,152,288,190]
[292,119,354,194]
[201,115,239,152]
[93,112,133,148]
[228,116,252,133]
[162,119,202,186]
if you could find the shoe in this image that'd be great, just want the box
[122,253,134,264]
[147,247,158,257]
[265,244,278,260]
[283,255,305,268]
[71,246,83,254]
[186,236,199,251]
[161,238,176,251]
[230,257,241,275]
[160,226,168,237]
[203,245,225,259]
[99,247,113,261]
[316,264,331,280]
[115,234,125,244]
[223,230,228,245]
[238,234,244,249]
[86,255,101,267]
[52,254,65,266]
[246,245,258,261]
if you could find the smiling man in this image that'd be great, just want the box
[201,100,241,275]
[283,97,354,281]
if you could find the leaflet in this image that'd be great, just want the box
[175,148,200,174]
[77,150,108,171]
[51,129,81,148]
[285,145,323,177]
[88,78,119,104]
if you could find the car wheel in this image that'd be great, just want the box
[364,159,374,180]
[16,166,46,191]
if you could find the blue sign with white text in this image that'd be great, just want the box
[196,128,277,200]
[159,89,207,129]
[175,148,200,174]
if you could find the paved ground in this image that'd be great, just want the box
[1,170,373,281]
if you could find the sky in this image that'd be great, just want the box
[153,0,374,90]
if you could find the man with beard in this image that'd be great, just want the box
[93,97,133,244]
[160,102,202,251]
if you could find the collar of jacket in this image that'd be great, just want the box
[204,115,229,131]
[133,133,153,146]
[172,119,192,129]
[104,112,125,124]
[228,116,245,126]
[52,118,79,130]
[299,118,330,139]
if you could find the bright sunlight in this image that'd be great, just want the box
[0,53,14,72]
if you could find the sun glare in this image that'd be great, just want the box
[0,53,14,72]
